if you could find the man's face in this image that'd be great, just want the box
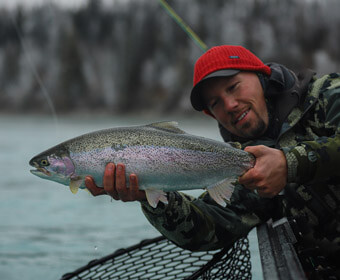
[201,72,269,139]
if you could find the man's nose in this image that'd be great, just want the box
[222,95,238,111]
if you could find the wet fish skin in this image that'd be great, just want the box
[29,122,255,207]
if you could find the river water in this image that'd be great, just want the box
[0,114,262,280]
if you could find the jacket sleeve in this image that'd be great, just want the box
[141,185,275,251]
[283,73,340,184]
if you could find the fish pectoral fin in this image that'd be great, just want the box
[145,189,168,208]
[69,179,82,194]
[206,178,235,207]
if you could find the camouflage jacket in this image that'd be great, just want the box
[141,66,340,265]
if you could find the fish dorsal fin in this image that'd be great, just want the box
[147,121,186,134]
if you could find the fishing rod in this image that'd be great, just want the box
[158,0,208,52]
[9,0,204,134]
[10,4,60,134]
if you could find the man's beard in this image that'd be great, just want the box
[238,114,267,139]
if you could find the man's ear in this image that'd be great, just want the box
[203,109,216,119]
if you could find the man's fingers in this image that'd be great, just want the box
[115,164,126,191]
[103,163,115,192]
[239,168,260,186]
[102,163,120,199]
[129,174,139,192]
[85,176,106,196]
[244,145,266,156]
[115,163,130,201]
[85,163,145,202]
[238,174,254,186]
[129,174,147,201]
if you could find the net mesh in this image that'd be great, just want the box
[61,236,251,280]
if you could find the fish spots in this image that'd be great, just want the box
[31,123,254,197]
[111,143,128,152]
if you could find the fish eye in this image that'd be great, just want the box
[40,159,49,166]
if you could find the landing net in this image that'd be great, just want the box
[61,236,251,280]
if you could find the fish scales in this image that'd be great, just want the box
[29,122,255,207]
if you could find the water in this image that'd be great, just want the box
[0,114,262,280]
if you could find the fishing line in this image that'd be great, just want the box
[158,0,208,52]
[9,1,205,135]
[9,5,60,134]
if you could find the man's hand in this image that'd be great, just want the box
[238,145,288,197]
[85,163,146,202]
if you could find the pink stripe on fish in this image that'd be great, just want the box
[47,156,75,176]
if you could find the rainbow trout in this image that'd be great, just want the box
[29,122,255,207]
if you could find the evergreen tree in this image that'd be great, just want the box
[56,28,88,111]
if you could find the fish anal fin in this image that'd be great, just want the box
[69,179,82,194]
[147,121,186,134]
[145,189,168,208]
[207,178,235,207]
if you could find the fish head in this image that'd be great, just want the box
[29,146,76,186]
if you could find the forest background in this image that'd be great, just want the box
[0,0,339,116]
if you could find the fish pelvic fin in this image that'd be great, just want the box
[206,178,236,207]
[147,121,186,134]
[145,189,168,208]
[69,178,82,194]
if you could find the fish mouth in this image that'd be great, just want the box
[30,167,51,177]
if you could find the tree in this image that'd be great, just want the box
[55,27,88,111]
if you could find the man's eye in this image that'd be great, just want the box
[228,82,239,92]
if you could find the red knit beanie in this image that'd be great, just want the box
[190,45,271,111]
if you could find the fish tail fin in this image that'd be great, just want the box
[145,189,168,208]
[207,178,235,207]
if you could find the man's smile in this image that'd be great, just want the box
[233,109,250,125]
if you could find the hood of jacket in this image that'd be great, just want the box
[218,63,313,144]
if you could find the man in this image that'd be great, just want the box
[85,45,340,275]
